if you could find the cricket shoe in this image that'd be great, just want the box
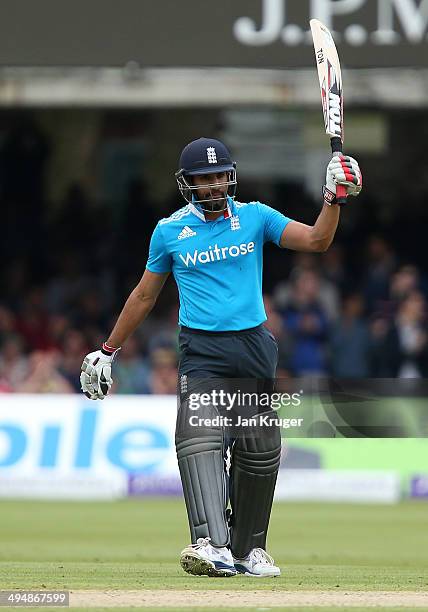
[233,548,281,577]
[180,537,237,577]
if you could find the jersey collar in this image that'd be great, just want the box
[189,197,233,223]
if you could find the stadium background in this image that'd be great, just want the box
[0,1,428,606]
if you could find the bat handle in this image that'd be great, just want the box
[330,136,347,206]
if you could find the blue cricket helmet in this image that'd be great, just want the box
[178,137,235,176]
[175,137,237,211]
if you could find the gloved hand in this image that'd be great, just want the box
[80,346,120,400]
[323,155,362,205]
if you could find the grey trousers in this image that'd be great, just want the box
[175,324,281,557]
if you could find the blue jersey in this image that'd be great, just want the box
[146,198,293,331]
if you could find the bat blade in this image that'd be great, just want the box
[310,18,347,205]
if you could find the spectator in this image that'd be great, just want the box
[46,314,71,351]
[369,291,428,377]
[16,351,74,394]
[280,270,329,376]
[74,289,110,336]
[45,252,92,316]
[368,315,393,377]
[391,291,428,378]
[138,303,179,355]
[15,287,52,351]
[329,293,370,378]
[114,336,151,394]
[274,253,339,321]
[263,294,292,377]
[390,265,420,310]
[149,346,178,394]
[321,244,348,295]
[0,335,28,390]
[57,329,88,392]
[363,236,396,314]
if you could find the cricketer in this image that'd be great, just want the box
[80,137,362,577]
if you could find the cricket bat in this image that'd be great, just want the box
[310,18,347,205]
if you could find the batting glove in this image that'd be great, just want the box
[323,155,362,205]
[80,344,120,400]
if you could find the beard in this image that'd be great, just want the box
[199,199,226,213]
[207,196,226,212]
[197,189,227,212]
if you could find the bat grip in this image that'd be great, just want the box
[330,136,347,206]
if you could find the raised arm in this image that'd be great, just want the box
[280,204,340,252]
[280,154,362,253]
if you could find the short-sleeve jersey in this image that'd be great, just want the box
[146,198,293,331]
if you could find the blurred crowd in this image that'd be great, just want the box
[1,115,428,394]
[266,244,428,379]
[1,236,428,394]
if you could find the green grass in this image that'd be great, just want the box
[0,499,427,591]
